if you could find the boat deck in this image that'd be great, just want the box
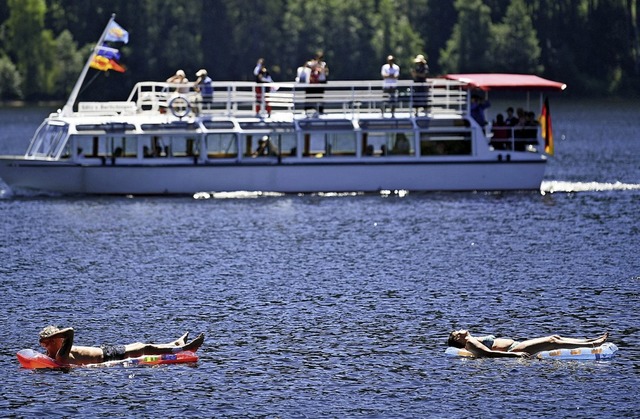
[102,79,470,119]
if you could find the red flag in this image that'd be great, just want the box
[539,97,553,155]
[108,59,125,73]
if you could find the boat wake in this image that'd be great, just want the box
[541,181,640,194]
[193,191,286,199]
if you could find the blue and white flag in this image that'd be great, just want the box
[105,20,129,44]
[96,45,121,60]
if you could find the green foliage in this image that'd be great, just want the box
[440,0,494,73]
[0,54,22,99]
[5,0,48,98]
[492,0,543,73]
[52,30,83,97]
[0,0,638,100]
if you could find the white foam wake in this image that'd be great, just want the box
[193,191,285,199]
[541,181,640,194]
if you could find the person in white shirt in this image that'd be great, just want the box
[380,55,400,117]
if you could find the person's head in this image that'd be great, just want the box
[196,69,207,78]
[414,54,426,63]
[506,107,514,115]
[176,69,185,78]
[496,113,504,123]
[387,55,395,63]
[39,326,62,355]
[315,50,324,60]
[447,330,469,348]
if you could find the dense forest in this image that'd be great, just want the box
[0,0,638,101]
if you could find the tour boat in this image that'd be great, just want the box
[0,18,566,196]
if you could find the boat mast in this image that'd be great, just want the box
[61,14,116,117]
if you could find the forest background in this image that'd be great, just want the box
[0,0,638,102]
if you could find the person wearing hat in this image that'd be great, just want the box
[166,69,189,93]
[37,325,205,365]
[380,55,400,117]
[253,135,279,157]
[411,54,429,115]
[195,68,213,109]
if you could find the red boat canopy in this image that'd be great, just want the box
[444,73,567,92]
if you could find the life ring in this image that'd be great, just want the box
[168,95,191,118]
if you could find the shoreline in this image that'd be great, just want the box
[0,100,63,108]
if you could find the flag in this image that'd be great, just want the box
[104,20,129,44]
[96,45,121,61]
[90,54,125,73]
[539,97,554,155]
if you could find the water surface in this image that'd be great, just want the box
[0,100,639,417]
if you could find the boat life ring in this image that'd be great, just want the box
[168,95,191,118]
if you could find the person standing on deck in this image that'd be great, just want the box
[195,69,213,110]
[381,55,400,117]
[411,54,429,115]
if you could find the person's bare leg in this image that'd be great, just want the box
[510,333,609,355]
[170,331,190,346]
[182,333,204,352]
[549,333,608,345]
[122,332,204,357]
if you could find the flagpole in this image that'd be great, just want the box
[61,14,116,116]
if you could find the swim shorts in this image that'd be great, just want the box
[507,341,521,352]
[101,344,127,361]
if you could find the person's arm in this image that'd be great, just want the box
[47,327,74,362]
[466,338,527,358]
[253,58,263,76]
[56,327,74,360]
[381,65,388,78]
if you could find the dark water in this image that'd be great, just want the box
[1,100,639,417]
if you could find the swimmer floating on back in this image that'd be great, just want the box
[447,330,609,358]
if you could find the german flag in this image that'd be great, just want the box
[539,97,553,155]
[90,54,125,73]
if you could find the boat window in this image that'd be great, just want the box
[415,118,470,128]
[420,132,472,155]
[206,133,237,158]
[239,121,294,131]
[202,120,235,130]
[359,119,413,130]
[111,136,137,158]
[301,131,356,157]
[76,123,136,132]
[362,132,414,156]
[244,133,297,157]
[26,122,69,158]
[140,121,199,131]
[138,135,200,158]
[75,135,108,158]
[75,135,139,159]
[297,120,354,131]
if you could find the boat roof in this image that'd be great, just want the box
[444,73,567,92]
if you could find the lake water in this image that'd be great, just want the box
[0,99,639,417]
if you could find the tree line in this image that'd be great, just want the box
[0,0,638,101]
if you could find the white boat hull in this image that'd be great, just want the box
[0,158,545,194]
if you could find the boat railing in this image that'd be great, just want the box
[489,126,541,151]
[124,79,468,118]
